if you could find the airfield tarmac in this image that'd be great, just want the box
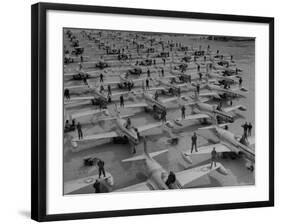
[63,30,255,194]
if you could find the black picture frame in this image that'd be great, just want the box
[31,2,274,222]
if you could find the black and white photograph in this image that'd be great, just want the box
[63,28,255,195]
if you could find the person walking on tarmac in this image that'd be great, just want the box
[93,179,101,193]
[161,68,164,77]
[146,78,149,89]
[107,84,111,95]
[241,122,248,138]
[196,83,200,94]
[100,73,104,83]
[147,69,151,78]
[181,105,186,119]
[125,117,131,129]
[191,132,198,153]
[120,95,124,108]
[210,147,217,169]
[248,122,253,136]
[77,122,83,140]
[71,119,76,130]
[97,159,106,178]
[199,72,203,81]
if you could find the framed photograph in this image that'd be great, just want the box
[31,2,274,222]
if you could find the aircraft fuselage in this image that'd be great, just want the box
[215,127,254,161]
[144,93,166,111]
[145,156,183,190]
[158,80,180,94]
[196,102,234,122]
[207,84,244,98]
[116,118,139,145]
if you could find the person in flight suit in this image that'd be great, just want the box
[97,159,106,178]
[248,122,253,136]
[191,132,198,153]
[119,95,124,107]
[77,122,83,140]
[181,105,186,119]
[210,147,217,169]
[100,73,104,83]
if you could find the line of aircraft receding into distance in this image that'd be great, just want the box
[63,29,255,194]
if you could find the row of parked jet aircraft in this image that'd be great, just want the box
[63,29,254,193]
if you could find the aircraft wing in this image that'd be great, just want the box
[81,60,96,65]
[164,75,177,79]
[207,78,217,83]
[115,181,151,192]
[136,122,163,133]
[219,88,246,97]
[175,162,226,187]
[184,143,231,156]
[176,83,188,88]
[222,75,238,83]
[102,80,121,85]
[161,96,179,104]
[185,113,210,120]
[67,96,95,101]
[64,71,78,76]
[131,78,147,83]
[122,102,149,109]
[72,131,119,142]
[64,100,90,108]
[174,114,210,126]
[71,109,107,119]
[199,92,221,99]
[64,85,89,90]
[149,86,166,91]
[223,104,247,113]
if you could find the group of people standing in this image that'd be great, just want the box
[190,132,218,169]
[241,121,253,137]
